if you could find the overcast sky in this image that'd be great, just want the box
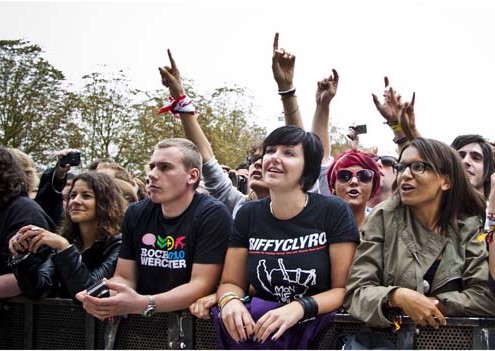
[1,0,494,155]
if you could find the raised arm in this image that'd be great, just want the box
[312,71,339,162]
[372,77,416,153]
[158,50,214,163]
[272,33,303,128]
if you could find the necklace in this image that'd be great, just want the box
[270,193,309,216]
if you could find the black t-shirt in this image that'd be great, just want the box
[0,195,56,275]
[229,192,359,303]
[119,192,232,295]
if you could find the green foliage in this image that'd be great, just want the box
[0,39,81,164]
[2,38,350,177]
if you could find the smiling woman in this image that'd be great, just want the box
[8,172,126,299]
[214,125,359,349]
[343,138,494,336]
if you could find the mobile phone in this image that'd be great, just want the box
[59,151,81,167]
[350,124,367,135]
[86,280,110,298]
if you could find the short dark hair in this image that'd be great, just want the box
[451,134,495,198]
[262,125,323,192]
[400,138,485,233]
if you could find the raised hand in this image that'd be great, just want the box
[399,92,420,140]
[315,70,339,106]
[372,77,403,123]
[158,49,184,98]
[272,32,295,91]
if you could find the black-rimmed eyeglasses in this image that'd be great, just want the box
[393,161,433,176]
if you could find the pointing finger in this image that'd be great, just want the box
[273,32,279,54]
[167,49,177,71]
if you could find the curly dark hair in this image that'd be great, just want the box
[58,172,126,243]
[0,147,28,206]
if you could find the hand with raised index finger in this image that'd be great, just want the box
[372,76,403,123]
[158,49,184,99]
[272,32,296,91]
[315,69,339,106]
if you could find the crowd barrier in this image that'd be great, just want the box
[1,297,495,349]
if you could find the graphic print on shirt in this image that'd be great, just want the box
[140,233,187,269]
[257,258,316,303]
[250,231,327,303]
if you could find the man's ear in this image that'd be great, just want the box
[188,168,200,186]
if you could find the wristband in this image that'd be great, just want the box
[393,136,408,145]
[158,95,195,118]
[294,296,318,323]
[278,87,296,97]
[384,120,403,132]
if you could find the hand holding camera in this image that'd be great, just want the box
[54,149,81,178]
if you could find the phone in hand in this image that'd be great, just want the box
[86,280,110,298]
[59,151,81,167]
[349,124,367,135]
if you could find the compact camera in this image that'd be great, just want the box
[349,124,367,135]
[59,151,81,167]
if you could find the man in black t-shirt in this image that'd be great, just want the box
[77,138,231,318]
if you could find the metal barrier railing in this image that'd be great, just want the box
[1,297,495,349]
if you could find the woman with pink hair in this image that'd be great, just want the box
[327,150,381,230]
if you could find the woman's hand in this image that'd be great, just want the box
[315,70,339,106]
[220,298,255,343]
[372,76,403,123]
[189,293,216,319]
[390,288,446,329]
[13,225,70,253]
[254,301,304,343]
[272,32,295,91]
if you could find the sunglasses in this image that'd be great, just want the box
[336,169,374,184]
[373,155,398,167]
[247,154,262,166]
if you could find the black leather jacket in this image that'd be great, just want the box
[11,234,122,299]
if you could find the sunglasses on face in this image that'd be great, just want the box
[247,154,262,166]
[393,161,432,176]
[373,155,398,167]
[336,169,374,184]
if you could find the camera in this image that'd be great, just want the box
[86,280,110,298]
[59,151,81,167]
[349,124,367,135]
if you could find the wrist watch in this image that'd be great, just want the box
[142,295,156,317]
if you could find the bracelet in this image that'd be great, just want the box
[383,120,403,132]
[294,296,318,323]
[158,94,196,118]
[278,87,296,97]
[393,136,408,145]
[487,213,495,223]
[218,292,250,311]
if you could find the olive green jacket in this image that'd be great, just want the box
[343,198,494,328]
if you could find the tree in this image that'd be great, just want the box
[76,69,141,168]
[0,39,81,164]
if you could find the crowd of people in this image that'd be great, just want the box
[1,32,495,349]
